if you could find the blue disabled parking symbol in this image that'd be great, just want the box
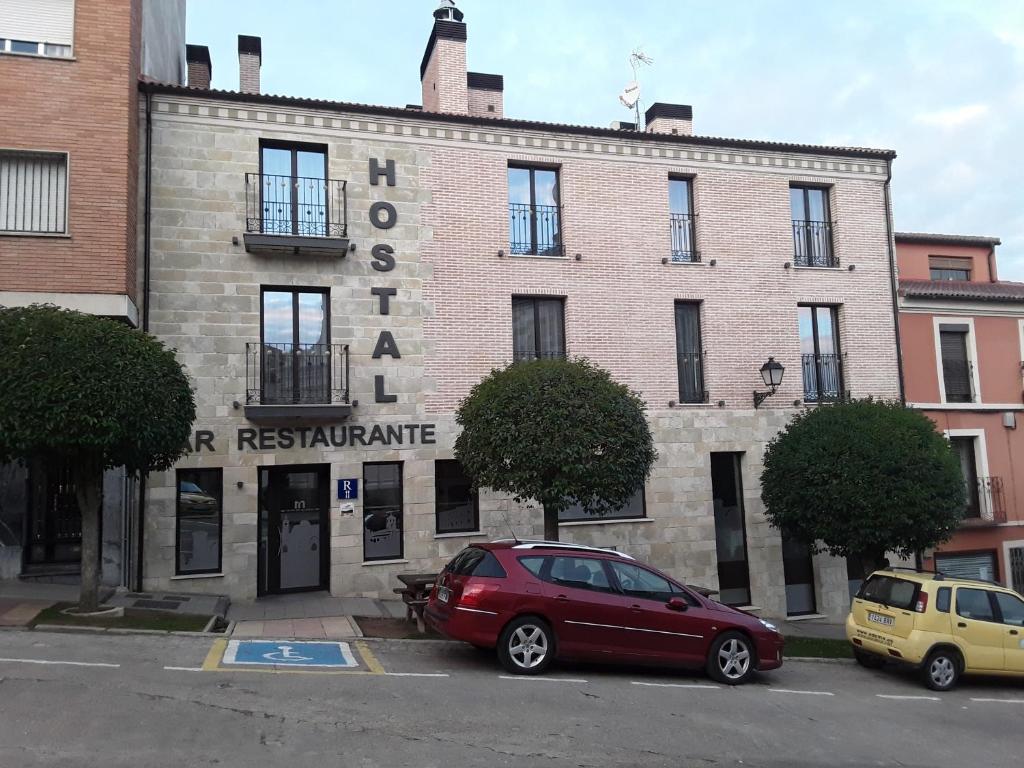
[223,640,358,668]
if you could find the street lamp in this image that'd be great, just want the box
[753,357,785,408]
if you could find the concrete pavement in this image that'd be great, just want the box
[1,628,1022,767]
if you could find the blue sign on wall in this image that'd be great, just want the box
[223,640,358,668]
[337,478,359,500]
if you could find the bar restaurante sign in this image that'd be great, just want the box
[187,424,437,453]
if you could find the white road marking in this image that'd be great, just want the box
[498,675,587,683]
[382,672,450,678]
[876,694,940,701]
[0,657,120,668]
[163,666,204,672]
[768,688,834,696]
[631,681,720,690]
[970,697,1024,704]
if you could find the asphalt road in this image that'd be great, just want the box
[1,629,1023,767]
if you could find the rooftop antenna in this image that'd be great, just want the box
[498,502,520,544]
[618,48,653,128]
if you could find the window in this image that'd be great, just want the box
[857,575,918,611]
[517,556,547,578]
[936,587,952,613]
[929,257,972,282]
[512,296,565,362]
[995,592,1024,627]
[0,0,74,58]
[259,141,328,236]
[549,556,613,593]
[259,287,330,404]
[435,460,479,534]
[956,587,996,622]
[675,301,705,403]
[939,324,974,403]
[508,165,562,255]
[950,437,981,518]
[798,305,844,402]
[711,452,751,606]
[608,561,682,603]
[936,550,997,582]
[443,547,506,578]
[176,469,222,575]
[790,185,835,267]
[363,462,403,561]
[559,487,645,522]
[0,150,68,234]
[668,177,697,262]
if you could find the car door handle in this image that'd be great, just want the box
[630,604,643,613]
[555,594,569,602]
[957,622,968,628]
[1011,629,1019,636]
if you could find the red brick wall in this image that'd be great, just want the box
[0,0,140,301]
[896,241,996,282]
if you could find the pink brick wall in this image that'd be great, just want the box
[467,87,502,118]
[421,38,468,114]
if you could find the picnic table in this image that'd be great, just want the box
[394,572,437,633]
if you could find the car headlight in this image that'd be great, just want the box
[759,619,778,632]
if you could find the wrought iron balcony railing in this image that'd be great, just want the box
[963,476,1006,525]
[509,203,563,256]
[942,359,975,403]
[676,351,708,403]
[246,343,350,405]
[801,353,846,403]
[245,173,348,238]
[512,349,567,363]
[793,219,837,267]
[669,213,699,263]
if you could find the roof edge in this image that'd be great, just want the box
[895,232,1001,247]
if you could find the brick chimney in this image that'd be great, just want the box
[238,35,261,94]
[467,72,503,117]
[420,2,468,114]
[185,44,211,89]
[645,103,693,136]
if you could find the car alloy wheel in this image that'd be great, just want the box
[707,631,755,685]
[509,624,548,670]
[923,651,960,691]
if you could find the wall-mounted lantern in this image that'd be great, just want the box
[753,357,784,408]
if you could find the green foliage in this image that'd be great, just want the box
[0,305,196,473]
[454,358,656,517]
[761,398,965,560]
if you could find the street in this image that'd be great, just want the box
[1,630,1023,767]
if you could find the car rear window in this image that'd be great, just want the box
[446,547,506,578]
[857,575,919,610]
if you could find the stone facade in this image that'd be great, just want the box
[140,86,899,620]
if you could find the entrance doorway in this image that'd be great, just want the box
[710,452,751,606]
[258,465,329,595]
[782,534,817,616]
[26,458,83,567]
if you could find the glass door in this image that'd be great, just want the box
[710,452,751,606]
[260,143,327,236]
[782,534,817,616]
[258,465,329,595]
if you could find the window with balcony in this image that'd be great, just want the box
[0,150,68,235]
[674,301,706,403]
[950,437,981,519]
[508,165,562,256]
[798,305,844,402]
[790,185,836,267]
[939,324,974,403]
[0,0,74,58]
[512,296,565,362]
[668,177,698,263]
[929,256,972,282]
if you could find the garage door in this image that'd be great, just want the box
[935,552,997,582]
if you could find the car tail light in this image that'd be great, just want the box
[914,591,928,613]
[456,581,501,608]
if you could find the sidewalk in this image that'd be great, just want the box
[227,592,407,640]
[776,617,846,640]
[0,581,79,628]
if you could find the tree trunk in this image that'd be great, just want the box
[542,505,559,542]
[73,459,103,613]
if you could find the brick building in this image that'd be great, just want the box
[134,4,901,620]
[896,233,1024,591]
[0,0,186,583]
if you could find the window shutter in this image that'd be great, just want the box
[934,552,996,582]
[0,151,68,234]
[0,0,74,46]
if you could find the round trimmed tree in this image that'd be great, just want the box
[455,358,656,541]
[761,398,965,568]
[0,305,195,611]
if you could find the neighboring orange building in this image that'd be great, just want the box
[896,232,1024,591]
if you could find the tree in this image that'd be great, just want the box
[455,358,656,541]
[760,398,965,568]
[0,305,195,611]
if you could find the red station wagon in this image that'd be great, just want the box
[425,541,784,684]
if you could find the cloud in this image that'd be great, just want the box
[913,103,991,128]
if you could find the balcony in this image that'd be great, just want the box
[509,203,563,256]
[942,359,976,403]
[792,219,837,268]
[676,351,708,403]
[669,213,699,263]
[245,342,351,423]
[243,173,349,257]
[801,353,846,403]
[512,349,566,364]
[962,477,1007,526]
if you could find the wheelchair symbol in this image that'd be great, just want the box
[261,644,313,662]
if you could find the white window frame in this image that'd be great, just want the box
[944,428,994,521]
[0,148,71,237]
[1002,540,1024,591]
[0,0,75,58]
[933,316,981,404]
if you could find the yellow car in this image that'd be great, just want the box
[846,568,1024,691]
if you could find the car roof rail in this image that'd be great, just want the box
[884,565,943,579]
[495,540,635,560]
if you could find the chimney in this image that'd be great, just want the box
[185,44,211,89]
[420,2,468,114]
[645,103,693,136]
[238,35,261,94]
[467,72,503,117]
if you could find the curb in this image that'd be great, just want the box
[30,623,229,638]
[784,656,855,665]
[354,635,455,646]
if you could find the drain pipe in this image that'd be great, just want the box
[883,158,906,404]
[135,86,154,592]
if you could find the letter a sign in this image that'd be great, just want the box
[337,479,359,500]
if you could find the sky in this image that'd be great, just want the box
[187,0,1024,279]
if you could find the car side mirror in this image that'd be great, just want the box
[666,597,688,612]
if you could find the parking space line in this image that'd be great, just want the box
[0,657,120,668]
[768,688,834,696]
[163,666,204,672]
[876,694,939,702]
[383,672,450,678]
[202,639,227,671]
[631,681,720,690]
[970,697,1024,704]
[498,675,587,683]
[355,641,385,674]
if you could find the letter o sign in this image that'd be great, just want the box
[369,201,397,230]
